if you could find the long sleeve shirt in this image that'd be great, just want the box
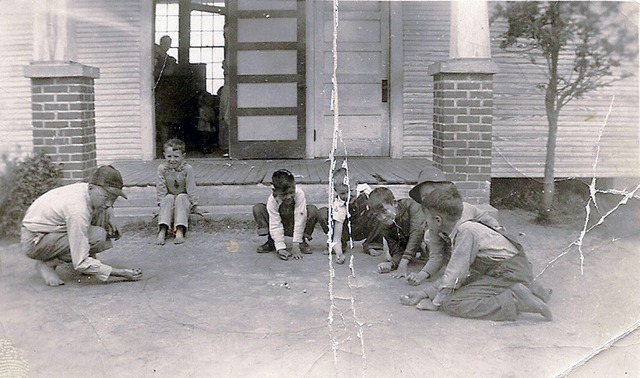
[421,202,501,278]
[156,161,198,207]
[431,220,519,306]
[382,198,426,268]
[331,183,372,224]
[267,186,307,251]
[22,183,113,281]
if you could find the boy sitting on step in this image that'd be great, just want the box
[252,169,319,261]
[156,138,198,245]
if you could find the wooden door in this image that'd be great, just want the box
[314,1,390,157]
[228,0,306,159]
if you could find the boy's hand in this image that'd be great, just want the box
[291,243,303,259]
[391,260,409,279]
[407,271,430,286]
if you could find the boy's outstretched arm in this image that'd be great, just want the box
[331,221,345,263]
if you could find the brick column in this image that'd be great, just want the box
[24,63,100,184]
[429,60,498,204]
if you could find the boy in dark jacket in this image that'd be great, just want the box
[368,187,426,278]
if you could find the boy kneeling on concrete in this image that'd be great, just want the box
[402,187,552,321]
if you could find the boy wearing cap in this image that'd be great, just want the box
[405,166,502,287]
[21,165,143,286]
[402,187,552,321]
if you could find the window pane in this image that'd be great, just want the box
[213,79,224,93]
[201,32,213,46]
[213,31,224,46]
[200,48,213,62]
[191,31,201,46]
[167,16,179,32]
[156,4,168,16]
[155,18,165,31]
[190,48,202,62]
[191,14,202,31]
[213,47,224,62]
[202,14,214,30]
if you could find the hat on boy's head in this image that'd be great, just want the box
[90,165,128,199]
[408,166,448,204]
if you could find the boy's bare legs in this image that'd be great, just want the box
[35,259,65,286]
[156,224,168,245]
[174,225,186,244]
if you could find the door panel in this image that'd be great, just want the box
[229,0,305,159]
[314,1,390,157]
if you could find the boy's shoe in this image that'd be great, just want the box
[257,240,275,253]
[300,240,312,254]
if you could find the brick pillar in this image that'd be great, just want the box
[24,63,100,184]
[429,60,498,204]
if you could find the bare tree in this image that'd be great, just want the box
[493,1,636,222]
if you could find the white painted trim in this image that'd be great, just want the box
[305,0,316,158]
[389,1,403,158]
[140,0,155,160]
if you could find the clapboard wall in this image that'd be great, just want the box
[0,1,34,163]
[402,1,449,159]
[491,14,639,178]
[401,1,639,178]
[75,0,153,162]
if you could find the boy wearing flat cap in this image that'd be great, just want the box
[405,166,501,287]
[21,165,143,286]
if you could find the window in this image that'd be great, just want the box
[190,10,225,93]
[155,0,225,94]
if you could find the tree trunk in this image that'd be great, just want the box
[540,110,558,221]
[539,2,561,223]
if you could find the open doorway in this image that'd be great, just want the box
[154,0,227,159]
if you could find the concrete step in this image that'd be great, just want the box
[114,184,414,224]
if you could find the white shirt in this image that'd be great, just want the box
[22,183,113,281]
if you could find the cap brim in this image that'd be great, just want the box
[409,183,424,204]
[103,186,128,200]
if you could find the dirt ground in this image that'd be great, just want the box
[0,199,639,377]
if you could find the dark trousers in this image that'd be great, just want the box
[252,202,319,241]
[317,207,384,250]
[441,250,534,321]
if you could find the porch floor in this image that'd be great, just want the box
[111,157,432,187]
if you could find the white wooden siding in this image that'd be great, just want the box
[75,0,146,162]
[401,2,639,178]
[401,1,449,158]
[0,1,34,164]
